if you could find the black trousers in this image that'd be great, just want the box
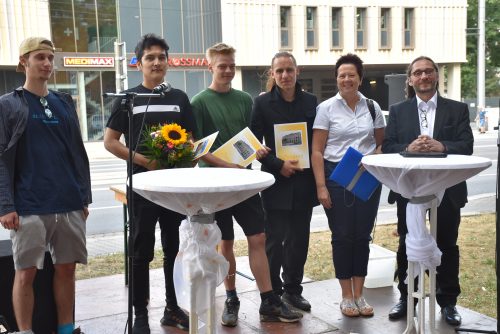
[395,194,461,307]
[131,194,184,311]
[264,208,313,295]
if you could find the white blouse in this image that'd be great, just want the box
[313,92,385,162]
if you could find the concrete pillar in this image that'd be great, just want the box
[232,68,243,90]
[446,64,461,101]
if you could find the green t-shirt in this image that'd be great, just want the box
[191,88,253,166]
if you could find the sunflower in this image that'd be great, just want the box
[161,123,187,145]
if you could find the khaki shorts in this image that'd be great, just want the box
[11,210,88,270]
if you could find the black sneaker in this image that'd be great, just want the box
[72,328,84,334]
[259,298,303,323]
[160,307,189,331]
[282,292,311,312]
[221,296,240,327]
[133,313,151,334]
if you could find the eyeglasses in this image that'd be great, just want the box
[419,108,428,128]
[411,69,435,78]
[39,97,53,118]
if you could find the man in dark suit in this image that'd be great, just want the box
[382,56,473,326]
[251,51,318,311]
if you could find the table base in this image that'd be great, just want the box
[404,198,438,334]
[176,213,227,334]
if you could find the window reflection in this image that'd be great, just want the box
[49,0,117,53]
[50,0,76,52]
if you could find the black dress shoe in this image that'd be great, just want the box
[441,305,462,326]
[282,292,311,311]
[388,300,407,320]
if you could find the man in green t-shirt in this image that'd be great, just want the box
[191,43,302,327]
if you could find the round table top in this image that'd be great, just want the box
[362,153,491,170]
[361,154,492,199]
[132,167,274,193]
[131,168,275,216]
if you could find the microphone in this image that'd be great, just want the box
[152,82,172,95]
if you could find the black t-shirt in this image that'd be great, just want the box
[15,90,83,215]
[106,84,196,174]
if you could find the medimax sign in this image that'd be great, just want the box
[64,57,115,67]
[129,56,208,68]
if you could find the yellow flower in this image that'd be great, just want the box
[161,123,187,145]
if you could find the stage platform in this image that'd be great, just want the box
[75,256,496,334]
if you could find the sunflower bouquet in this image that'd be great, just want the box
[142,123,195,168]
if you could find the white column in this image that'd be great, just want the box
[232,68,243,90]
[446,64,461,101]
[77,71,88,141]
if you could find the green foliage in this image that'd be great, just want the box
[462,0,500,98]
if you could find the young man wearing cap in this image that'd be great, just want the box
[191,42,302,327]
[0,37,91,334]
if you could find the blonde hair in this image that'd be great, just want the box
[206,43,236,64]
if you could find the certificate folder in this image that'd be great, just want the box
[329,147,380,201]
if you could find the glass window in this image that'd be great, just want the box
[280,7,292,49]
[298,78,313,93]
[119,0,141,50]
[185,71,205,99]
[331,7,342,49]
[202,0,222,50]
[97,1,118,53]
[141,0,162,38]
[356,8,367,49]
[404,8,415,49]
[306,7,317,49]
[49,0,76,52]
[163,0,183,52]
[380,8,391,49]
[182,0,203,53]
[74,0,98,52]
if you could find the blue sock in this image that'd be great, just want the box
[58,323,75,334]
[226,289,238,299]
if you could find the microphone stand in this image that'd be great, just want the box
[103,91,165,334]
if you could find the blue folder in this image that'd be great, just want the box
[329,146,380,201]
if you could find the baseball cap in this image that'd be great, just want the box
[16,37,56,72]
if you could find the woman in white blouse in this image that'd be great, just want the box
[311,53,385,318]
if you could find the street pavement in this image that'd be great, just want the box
[82,126,497,258]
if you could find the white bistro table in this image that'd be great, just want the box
[132,168,274,334]
[361,154,491,333]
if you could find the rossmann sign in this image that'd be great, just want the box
[129,56,208,67]
[64,57,115,67]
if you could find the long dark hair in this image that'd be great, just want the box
[405,56,439,98]
[265,52,298,92]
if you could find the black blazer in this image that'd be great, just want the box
[251,85,318,210]
[382,95,474,208]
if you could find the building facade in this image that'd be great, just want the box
[0,0,467,141]
[223,0,467,106]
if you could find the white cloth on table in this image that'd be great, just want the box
[405,198,443,281]
[132,168,275,330]
[174,218,229,325]
[132,168,275,216]
[361,154,491,277]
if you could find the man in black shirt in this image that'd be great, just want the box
[104,34,195,333]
